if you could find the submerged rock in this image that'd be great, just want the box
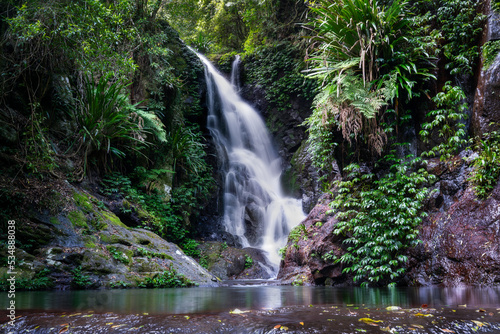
[197,241,274,280]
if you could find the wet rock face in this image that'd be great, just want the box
[197,241,273,280]
[472,9,500,136]
[277,194,350,286]
[406,182,500,286]
[473,55,500,136]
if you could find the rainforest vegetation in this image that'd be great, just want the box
[0,0,499,289]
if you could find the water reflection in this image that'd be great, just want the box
[2,286,500,314]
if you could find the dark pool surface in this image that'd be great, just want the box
[2,284,500,333]
[2,283,500,314]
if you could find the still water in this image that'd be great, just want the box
[3,284,500,314]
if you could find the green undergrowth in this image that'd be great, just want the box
[329,149,436,286]
[0,268,54,291]
[100,167,213,255]
[143,268,196,288]
[243,42,318,112]
[469,127,500,199]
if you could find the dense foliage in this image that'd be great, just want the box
[304,0,436,162]
[469,128,500,199]
[302,0,488,285]
[0,0,215,251]
[331,151,435,285]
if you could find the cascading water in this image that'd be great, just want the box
[194,50,305,276]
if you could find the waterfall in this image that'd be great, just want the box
[194,51,305,276]
[230,55,241,91]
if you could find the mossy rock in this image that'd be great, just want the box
[102,211,128,228]
[39,190,66,215]
[131,257,164,273]
[16,220,55,250]
[67,210,88,228]
[99,231,121,244]
[81,250,125,275]
[49,217,60,225]
[107,245,133,265]
[72,191,94,213]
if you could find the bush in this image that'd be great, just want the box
[330,150,435,286]
[469,128,500,199]
[145,269,195,288]
[420,82,469,161]
[74,76,147,174]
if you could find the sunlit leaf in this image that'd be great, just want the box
[274,324,281,329]
[414,313,434,317]
[359,318,383,326]
[386,306,401,311]
[471,320,485,327]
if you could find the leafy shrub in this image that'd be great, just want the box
[107,246,129,264]
[330,151,435,286]
[71,266,93,289]
[74,76,147,174]
[0,268,54,291]
[306,0,435,158]
[437,0,485,75]
[469,128,500,199]
[244,254,254,269]
[180,239,200,258]
[145,269,195,288]
[420,82,469,161]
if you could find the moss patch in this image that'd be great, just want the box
[49,217,60,225]
[67,210,88,228]
[99,232,120,244]
[73,191,93,213]
[102,211,127,228]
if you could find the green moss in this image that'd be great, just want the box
[135,247,174,260]
[67,210,88,228]
[107,245,130,264]
[73,191,94,213]
[482,40,500,71]
[102,211,127,228]
[85,241,96,248]
[99,232,120,244]
[49,217,60,225]
[91,216,108,230]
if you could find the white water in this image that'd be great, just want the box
[194,51,305,275]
